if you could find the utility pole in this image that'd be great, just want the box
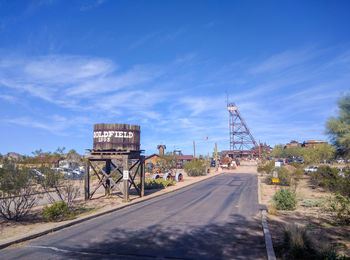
[193,140,196,159]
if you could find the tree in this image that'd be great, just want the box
[31,149,43,157]
[39,167,79,208]
[158,154,177,174]
[0,160,37,221]
[55,147,66,155]
[301,144,335,164]
[184,159,209,176]
[271,144,285,158]
[326,93,350,158]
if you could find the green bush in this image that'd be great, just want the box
[289,162,304,169]
[258,160,275,174]
[43,201,72,222]
[310,165,344,195]
[310,166,340,192]
[278,168,292,186]
[184,159,208,176]
[328,194,350,225]
[265,167,292,186]
[265,174,273,184]
[292,168,304,180]
[273,188,297,210]
[0,161,37,221]
[300,199,323,208]
[339,167,350,198]
[136,178,175,190]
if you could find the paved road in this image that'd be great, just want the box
[0,172,266,260]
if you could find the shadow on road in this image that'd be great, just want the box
[59,214,265,260]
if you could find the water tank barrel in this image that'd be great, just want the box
[93,123,140,151]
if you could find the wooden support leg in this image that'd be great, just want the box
[123,156,129,203]
[84,161,90,200]
[105,159,111,196]
[141,156,145,197]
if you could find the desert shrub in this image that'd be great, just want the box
[43,201,72,222]
[300,199,322,208]
[39,167,80,208]
[265,167,292,186]
[273,188,297,210]
[280,224,347,260]
[158,154,177,174]
[292,167,304,180]
[258,160,275,174]
[339,167,350,198]
[310,165,340,192]
[278,167,292,186]
[268,204,277,215]
[265,174,273,184]
[0,162,37,221]
[184,159,208,176]
[137,178,175,190]
[289,162,304,169]
[328,194,350,225]
[281,224,316,259]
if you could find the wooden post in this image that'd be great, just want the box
[140,156,145,197]
[105,159,111,196]
[84,160,90,200]
[259,140,261,159]
[123,155,129,202]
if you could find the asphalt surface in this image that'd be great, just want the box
[0,172,266,260]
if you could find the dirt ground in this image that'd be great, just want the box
[259,172,350,258]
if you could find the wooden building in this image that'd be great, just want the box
[302,140,327,148]
[285,140,301,149]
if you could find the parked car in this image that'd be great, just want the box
[285,158,294,163]
[336,159,345,164]
[295,158,305,163]
[72,167,84,175]
[335,167,346,178]
[29,168,45,181]
[303,166,318,174]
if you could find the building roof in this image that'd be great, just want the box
[176,155,194,160]
[145,154,159,160]
[306,140,326,143]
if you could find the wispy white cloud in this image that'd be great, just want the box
[250,47,317,74]
[0,94,16,103]
[1,46,349,154]
[3,115,90,135]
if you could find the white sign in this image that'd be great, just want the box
[94,131,134,143]
[123,170,129,180]
[275,162,281,168]
[273,171,278,178]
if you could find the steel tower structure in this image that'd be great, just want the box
[227,103,257,155]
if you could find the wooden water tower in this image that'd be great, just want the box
[85,123,145,202]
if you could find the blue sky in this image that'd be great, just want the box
[0,0,350,156]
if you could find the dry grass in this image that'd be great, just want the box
[259,173,350,258]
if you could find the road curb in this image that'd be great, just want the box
[258,174,262,204]
[0,171,225,250]
[261,210,276,260]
